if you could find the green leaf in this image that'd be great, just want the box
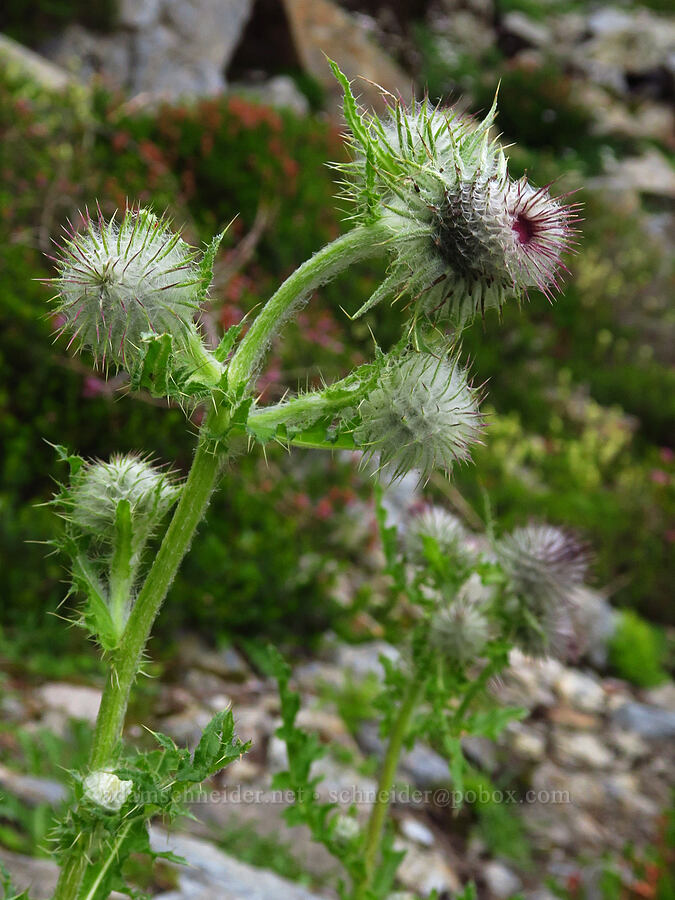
[129,332,174,397]
[197,226,231,305]
[465,706,527,741]
[214,319,245,363]
[77,817,149,900]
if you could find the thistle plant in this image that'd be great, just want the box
[29,61,581,900]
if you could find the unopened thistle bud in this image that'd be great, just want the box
[429,597,491,664]
[82,770,133,812]
[354,352,483,480]
[69,454,179,544]
[331,63,577,324]
[51,207,201,367]
[404,505,468,563]
[333,814,360,845]
[498,524,589,658]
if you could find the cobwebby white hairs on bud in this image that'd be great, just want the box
[429,597,491,664]
[354,352,483,480]
[69,454,179,543]
[82,771,133,812]
[51,206,200,367]
[498,523,589,659]
[333,814,360,845]
[404,505,468,563]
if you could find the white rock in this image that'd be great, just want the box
[553,731,614,769]
[395,842,461,895]
[484,860,523,898]
[554,669,606,714]
[502,11,552,47]
[509,723,547,761]
[400,817,435,847]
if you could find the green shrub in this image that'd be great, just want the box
[608,611,669,687]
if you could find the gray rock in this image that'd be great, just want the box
[643,681,675,711]
[358,722,450,788]
[612,701,675,738]
[0,850,58,900]
[37,682,102,723]
[0,33,72,91]
[118,0,161,28]
[502,11,552,47]
[395,841,461,896]
[553,731,614,769]
[0,764,67,807]
[149,828,325,899]
[333,641,399,680]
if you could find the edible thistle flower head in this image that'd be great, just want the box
[354,351,483,481]
[50,206,201,368]
[331,62,578,325]
[498,523,589,658]
[68,454,179,544]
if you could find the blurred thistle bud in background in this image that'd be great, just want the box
[429,595,492,664]
[354,351,483,481]
[50,207,202,369]
[498,524,590,659]
[404,505,469,564]
[331,62,578,325]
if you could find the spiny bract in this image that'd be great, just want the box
[354,352,483,480]
[331,63,577,325]
[68,454,179,543]
[52,207,201,367]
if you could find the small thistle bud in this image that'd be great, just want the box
[429,597,491,664]
[498,524,589,658]
[331,63,577,324]
[52,207,201,367]
[82,770,133,812]
[354,352,483,480]
[404,506,468,563]
[69,454,179,544]
[333,814,360,845]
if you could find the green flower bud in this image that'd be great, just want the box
[51,206,201,368]
[354,352,483,480]
[68,454,179,544]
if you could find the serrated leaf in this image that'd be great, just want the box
[465,706,527,740]
[214,320,245,363]
[196,226,230,305]
[129,332,173,397]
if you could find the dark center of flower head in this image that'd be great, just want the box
[512,213,536,246]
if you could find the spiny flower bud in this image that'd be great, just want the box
[429,597,491,664]
[332,63,577,324]
[354,352,483,480]
[69,454,179,543]
[51,206,201,367]
[498,524,589,659]
[83,770,133,812]
[404,505,468,563]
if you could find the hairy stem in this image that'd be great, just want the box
[227,222,388,393]
[358,680,421,896]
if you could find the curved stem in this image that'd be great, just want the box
[358,680,422,896]
[227,223,388,394]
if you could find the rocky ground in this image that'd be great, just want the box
[2,637,674,899]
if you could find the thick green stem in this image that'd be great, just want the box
[358,680,422,896]
[227,223,388,394]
